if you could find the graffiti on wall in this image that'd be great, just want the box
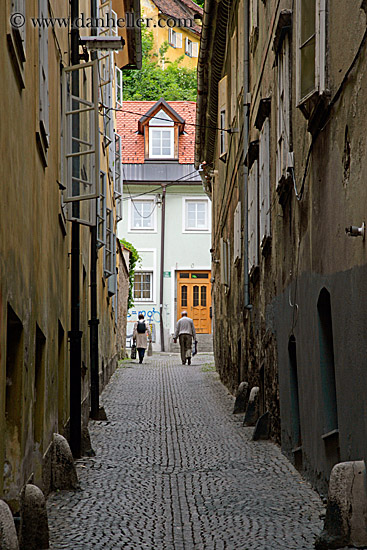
[126,307,161,344]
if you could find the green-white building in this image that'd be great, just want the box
[117,99,212,350]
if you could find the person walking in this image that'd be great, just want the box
[173,311,197,365]
[133,314,152,364]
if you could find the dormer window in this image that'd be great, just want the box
[139,99,185,161]
[149,109,174,158]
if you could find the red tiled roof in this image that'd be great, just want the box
[116,101,197,164]
[153,0,202,35]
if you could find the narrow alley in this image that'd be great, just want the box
[47,353,323,550]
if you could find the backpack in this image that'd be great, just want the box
[137,320,146,334]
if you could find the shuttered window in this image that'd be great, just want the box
[38,0,49,156]
[297,0,326,104]
[248,160,259,273]
[234,201,242,262]
[277,34,291,185]
[259,118,271,246]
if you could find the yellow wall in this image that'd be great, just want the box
[0,0,129,512]
[141,0,200,70]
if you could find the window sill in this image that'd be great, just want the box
[250,26,259,54]
[276,173,293,207]
[7,29,26,90]
[321,429,339,441]
[36,125,49,168]
[183,228,210,233]
[249,264,259,285]
[129,227,157,233]
[297,89,330,135]
[145,157,178,162]
[59,210,67,237]
[261,235,271,257]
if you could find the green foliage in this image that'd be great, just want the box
[123,26,198,101]
[120,238,142,309]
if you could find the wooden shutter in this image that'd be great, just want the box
[259,118,270,245]
[234,201,241,261]
[248,160,259,272]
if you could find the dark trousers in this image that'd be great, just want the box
[137,348,145,363]
[179,334,192,363]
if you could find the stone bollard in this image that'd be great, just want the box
[243,387,260,427]
[0,500,19,550]
[252,411,270,441]
[19,484,49,550]
[51,433,79,491]
[233,381,249,414]
[315,460,367,549]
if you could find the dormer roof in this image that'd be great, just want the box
[138,98,186,134]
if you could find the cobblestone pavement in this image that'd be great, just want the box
[48,353,325,550]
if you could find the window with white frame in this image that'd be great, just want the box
[38,0,49,156]
[133,272,153,301]
[148,110,175,158]
[276,34,291,184]
[131,199,155,230]
[104,208,114,277]
[184,199,209,231]
[115,66,123,108]
[168,29,182,48]
[248,160,259,273]
[185,38,198,58]
[259,118,271,246]
[149,128,174,158]
[234,202,241,262]
[97,172,107,248]
[297,0,326,105]
[114,133,123,222]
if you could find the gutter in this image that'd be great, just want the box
[195,0,215,170]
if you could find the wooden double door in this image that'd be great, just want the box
[177,271,211,334]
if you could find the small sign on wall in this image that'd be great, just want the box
[163,271,171,278]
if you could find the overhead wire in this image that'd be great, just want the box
[100,104,235,133]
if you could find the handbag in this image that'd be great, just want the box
[192,340,198,356]
[131,343,137,359]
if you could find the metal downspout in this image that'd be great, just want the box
[159,186,166,351]
[244,0,251,310]
[69,0,82,458]
[89,0,101,421]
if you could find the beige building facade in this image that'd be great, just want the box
[196,0,367,493]
[0,0,140,526]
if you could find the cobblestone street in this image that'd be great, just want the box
[47,353,324,549]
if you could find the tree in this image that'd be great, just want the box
[122,27,198,101]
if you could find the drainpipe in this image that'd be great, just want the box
[89,0,101,420]
[69,0,82,458]
[243,0,251,310]
[159,185,166,351]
